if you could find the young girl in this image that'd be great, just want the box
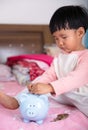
[0,5,88,117]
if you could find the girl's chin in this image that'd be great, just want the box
[62,49,71,53]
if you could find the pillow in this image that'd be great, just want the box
[23,59,49,70]
[6,54,53,83]
[44,45,61,57]
[0,64,15,81]
[6,54,53,66]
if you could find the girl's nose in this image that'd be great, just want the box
[58,40,63,47]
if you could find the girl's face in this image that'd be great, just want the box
[53,28,85,53]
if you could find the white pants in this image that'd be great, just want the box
[51,91,88,117]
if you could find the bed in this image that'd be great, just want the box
[0,24,88,130]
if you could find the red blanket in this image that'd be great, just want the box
[7,54,53,66]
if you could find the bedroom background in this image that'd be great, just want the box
[0,0,88,63]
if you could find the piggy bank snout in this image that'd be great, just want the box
[26,105,38,117]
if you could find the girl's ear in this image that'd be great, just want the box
[77,27,85,38]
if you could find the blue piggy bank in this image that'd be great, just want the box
[19,93,49,124]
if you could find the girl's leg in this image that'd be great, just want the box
[50,93,73,105]
[63,92,88,117]
[0,91,19,109]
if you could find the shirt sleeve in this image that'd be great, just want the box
[50,52,88,95]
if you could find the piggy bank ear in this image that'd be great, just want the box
[39,95,48,103]
[18,93,29,104]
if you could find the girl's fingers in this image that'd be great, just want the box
[27,83,33,91]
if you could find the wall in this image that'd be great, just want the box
[0,0,88,24]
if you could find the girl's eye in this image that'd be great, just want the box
[62,36,67,39]
[54,37,58,41]
[54,38,59,42]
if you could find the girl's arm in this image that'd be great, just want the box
[50,53,88,95]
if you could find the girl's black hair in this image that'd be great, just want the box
[49,5,88,34]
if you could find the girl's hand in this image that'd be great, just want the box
[27,83,54,94]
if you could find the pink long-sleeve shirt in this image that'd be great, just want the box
[34,49,88,96]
